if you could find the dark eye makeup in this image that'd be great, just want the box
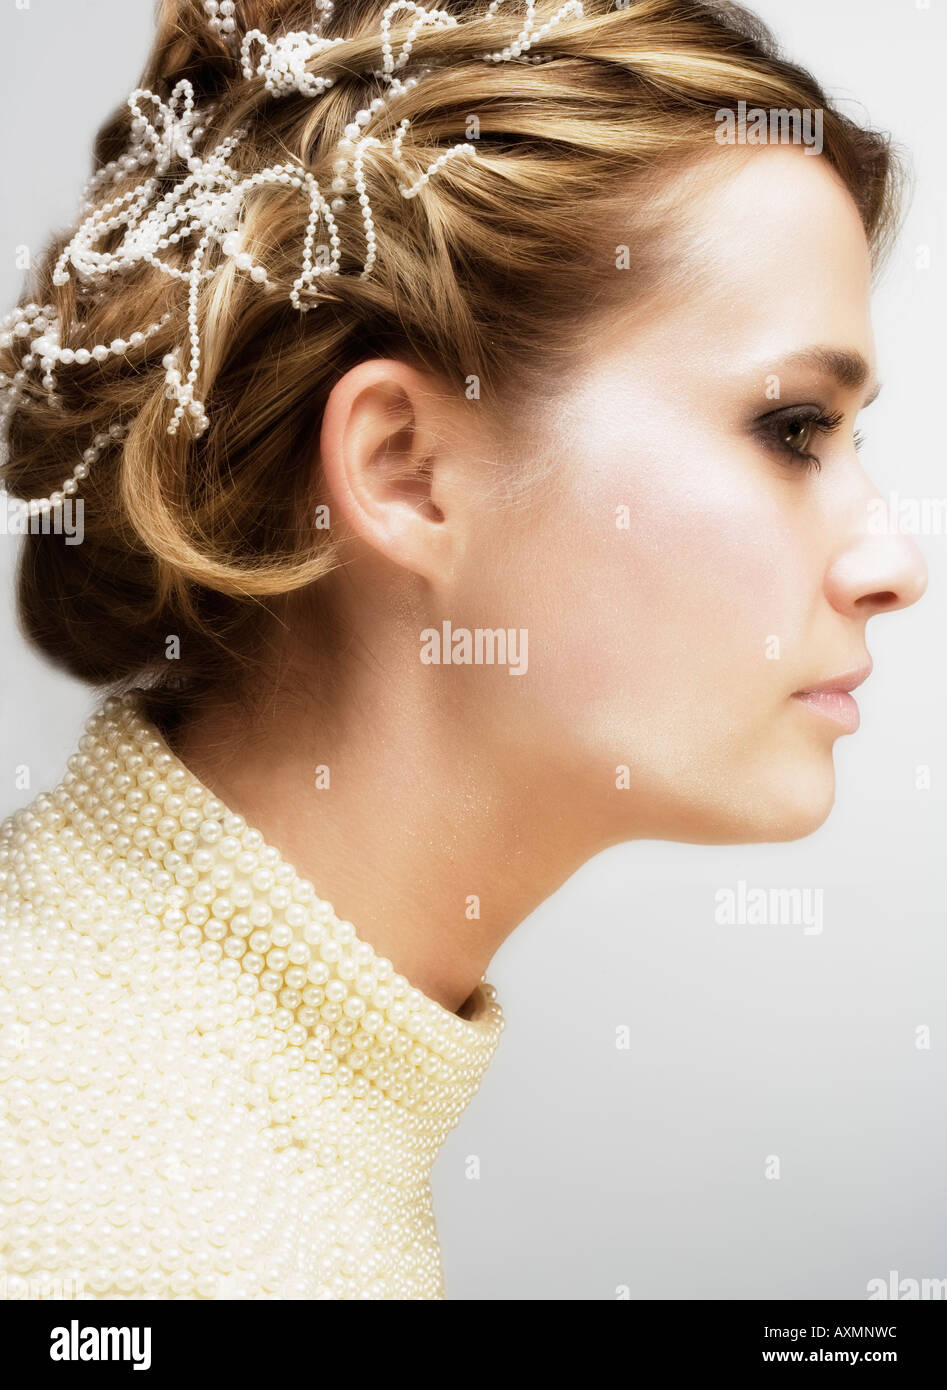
[753,405,865,473]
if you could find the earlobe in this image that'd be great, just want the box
[318,359,453,581]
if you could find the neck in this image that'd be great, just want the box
[163,659,602,1017]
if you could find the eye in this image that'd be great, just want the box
[754,406,846,472]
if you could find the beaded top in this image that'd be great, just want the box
[0,690,503,1299]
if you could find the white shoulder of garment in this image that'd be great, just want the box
[0,691,503,1300]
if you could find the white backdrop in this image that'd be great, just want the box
[1,0,944,1299]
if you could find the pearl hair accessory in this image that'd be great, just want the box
[0,0,583,520]
[203,1,243,56]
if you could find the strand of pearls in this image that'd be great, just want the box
[0,297,170,519]
[0,304,49,482]
[0,302,142,518]
[391,116,480,199]
[203,0,241,56]
[241,27,345,97]
[480,0,582,62]
[379,0,459,73]
[21,423,132,518]
[128,81,201,173]
[0,0,584,516]
[292,171,343,310]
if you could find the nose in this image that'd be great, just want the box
[824,524,929,619]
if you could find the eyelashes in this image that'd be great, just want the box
[753,405,865,473]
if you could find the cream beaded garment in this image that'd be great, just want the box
[0,690,504,1299]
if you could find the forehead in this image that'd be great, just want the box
[592,145,876,378]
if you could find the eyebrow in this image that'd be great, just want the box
[777,346,882,406]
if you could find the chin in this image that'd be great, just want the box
[726,770,838,844]
[658,764,838,846]
[601,751,838,847]
[751,799,835,843]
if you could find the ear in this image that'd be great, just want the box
[318,359,462,584]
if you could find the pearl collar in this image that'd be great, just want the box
[47,689,504,1141]
[0,688,506,1297]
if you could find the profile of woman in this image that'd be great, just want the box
[0,0,927,1299]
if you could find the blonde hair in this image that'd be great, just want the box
[1,0,904,725]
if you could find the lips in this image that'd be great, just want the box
[791,661,872,734]
[793,660,873,697]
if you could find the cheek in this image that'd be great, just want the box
[512,443,813,739]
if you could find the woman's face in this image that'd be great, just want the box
[449,145,928,847]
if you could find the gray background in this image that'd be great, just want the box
[1,1,944,1299]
